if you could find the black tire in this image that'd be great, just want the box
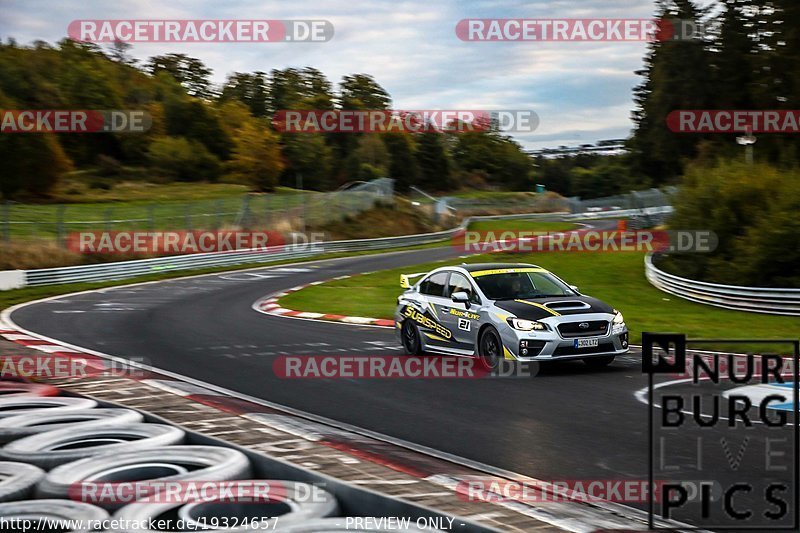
[0,408,144,444]
[1,423,185,469]
[112,480,338,531]
[0,397,97,419]
[0,499,108,532]
[0,462,44,502]
[400,319,423,356]
[583,355,616,368]
[37,445,251,504]
[477,327,503,371]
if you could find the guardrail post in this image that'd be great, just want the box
[147,205,155,233]
[104,208,113,232]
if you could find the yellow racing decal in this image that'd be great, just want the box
[503,346,516,360]
[514,299,561,316]
[470,267,547,277]
[403,306,453,340]
[449,308,480,321]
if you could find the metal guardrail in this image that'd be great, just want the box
[17,208,667,288]
[645,254,800,316]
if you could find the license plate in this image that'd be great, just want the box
[574,338,599,349]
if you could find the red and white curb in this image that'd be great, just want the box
[253,276,395,328]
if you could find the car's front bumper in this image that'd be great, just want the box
[499,319,629,361]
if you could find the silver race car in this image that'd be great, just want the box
[395,263,629,369]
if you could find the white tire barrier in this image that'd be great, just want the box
[1,424,184,469]
[0,462,44,502]
[0,397,97,419]
[37,446,251,504]
[0,408,144,444]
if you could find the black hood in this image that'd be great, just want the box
[494,296,614,320]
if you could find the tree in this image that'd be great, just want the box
[146,136,221,182]
[228,122,284,191]
[339,74,391,110]
[280,135,334,190]
[628,0,716,184]
[220,72,269,117]
[343,134,391,181]
[383,133,419,191]
[415,132,453,190]
[108,40,136,65]
[664,160,800,286]
[146,54,213,98]
[163,95,233,160]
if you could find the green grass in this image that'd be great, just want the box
[280,250,800,345]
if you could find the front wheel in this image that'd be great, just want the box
[401,320,423,356]
[478,327,503,371]
[583,355,615,368]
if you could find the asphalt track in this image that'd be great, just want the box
[10,240,797,529]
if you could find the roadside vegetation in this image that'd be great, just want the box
[2,0,799,291]
[278,250,799,345]
[0,40,538,201]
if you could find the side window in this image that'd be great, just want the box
[448,273,479,303]
[420,272,449,297]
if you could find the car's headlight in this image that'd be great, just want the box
[612,310,625,324]
[507,318,546,331]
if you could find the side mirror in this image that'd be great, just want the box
[569,285,579,293]
[451,291,470,308]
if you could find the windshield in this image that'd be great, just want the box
[474,271,574,300]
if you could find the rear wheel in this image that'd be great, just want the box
[478,327,502,371]
[583,355,615,368]
[401,320,423,356]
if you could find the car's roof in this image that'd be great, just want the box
[459,263,541,273]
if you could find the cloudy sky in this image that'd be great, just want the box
[1,0,676,149]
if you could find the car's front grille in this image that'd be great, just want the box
[554,342,615,357]
[557,320,609,338]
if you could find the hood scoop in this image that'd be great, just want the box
[545,300,591,311]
